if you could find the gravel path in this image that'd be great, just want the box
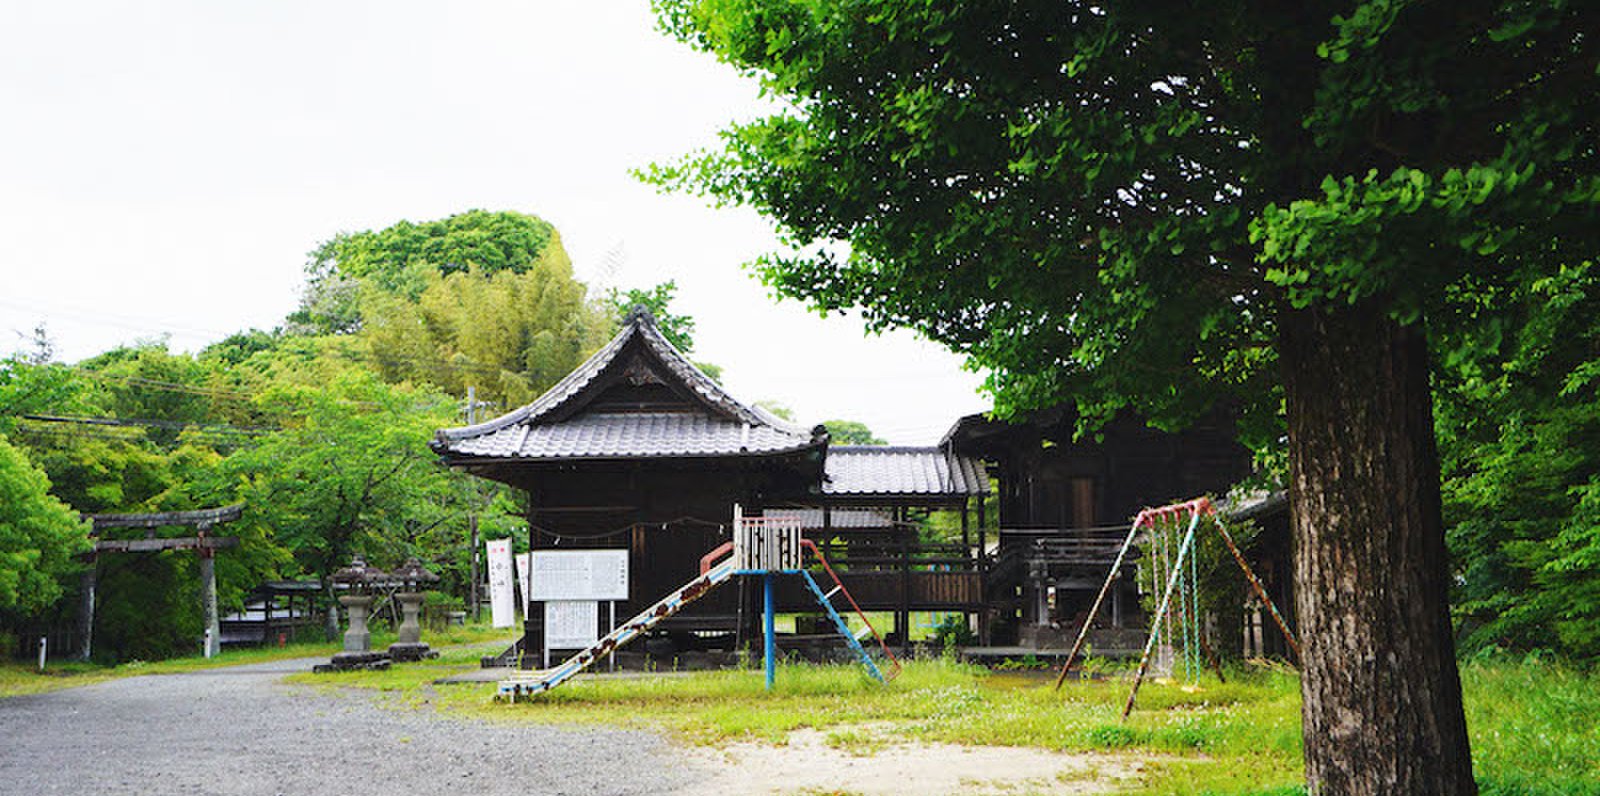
[0,658,695,796]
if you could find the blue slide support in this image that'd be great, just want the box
[763,573,777,691]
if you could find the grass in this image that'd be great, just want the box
[0,642,340,697]
[0,621,513,698]
[1462,664,1600,796]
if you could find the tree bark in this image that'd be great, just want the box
[1280,301,1475,795]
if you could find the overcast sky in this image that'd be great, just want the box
[0,1,990,443]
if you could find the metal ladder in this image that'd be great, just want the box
[800,540,902,682]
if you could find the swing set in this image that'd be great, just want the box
[1052,497,1299,718]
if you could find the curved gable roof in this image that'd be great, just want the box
[431,306,822,462]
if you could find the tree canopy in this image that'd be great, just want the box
[822,419,885,445]
[359,258,609,407]
[0,434,89,617]
[649,2,1598,792]
[1438,260,1600,659]
[216,372,482,592]
[284,210,612,408]
[650,1,1596,440]
[305,209,568,300]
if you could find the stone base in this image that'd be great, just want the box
[387,642,438,662]
[313,650,391,673]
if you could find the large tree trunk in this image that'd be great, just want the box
[1280,301,1475,795]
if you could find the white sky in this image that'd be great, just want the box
[0,1,989,444]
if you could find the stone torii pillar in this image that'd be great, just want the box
[77,560,96,662]
[197,522,220,657]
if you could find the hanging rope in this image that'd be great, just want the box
[528,515,728,543]
[1142,506,1203,686]
[1183,518,1200,682]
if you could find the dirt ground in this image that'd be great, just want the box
[683,725,1149,795]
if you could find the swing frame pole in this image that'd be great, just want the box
[1215,519,1302,661]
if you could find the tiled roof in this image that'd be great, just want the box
[1220,490,1287,521]
[442,412,818,460]
[765,508,895,529]
[432,307,818,461]
[823,446,990,497]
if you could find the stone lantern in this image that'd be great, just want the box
[386,557,440,662]
[315,556,391,672]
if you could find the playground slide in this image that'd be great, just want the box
[498,556,740,699]
[498,549,893,700]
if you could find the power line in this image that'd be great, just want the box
[74,370,259,402]
[10,421,264,450]
[18,414,278,435]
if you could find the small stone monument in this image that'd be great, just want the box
[386,557,440,662]
[314,556,391,673]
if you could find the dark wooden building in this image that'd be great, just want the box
[944,407,1255,650]
[432,308,990,658]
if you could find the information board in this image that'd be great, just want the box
[544,601,600,649]
[530,550,629,601]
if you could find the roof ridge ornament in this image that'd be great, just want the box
[625,303,657,326]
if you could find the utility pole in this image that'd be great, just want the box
[467,386,481,622]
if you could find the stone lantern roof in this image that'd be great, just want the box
[387,557,441,590]
[331,556,387,591]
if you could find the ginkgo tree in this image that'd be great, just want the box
[646,1,1599,792]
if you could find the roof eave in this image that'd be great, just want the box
[434,439,828,468]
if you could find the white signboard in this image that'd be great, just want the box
[530,550,629,601]
[514,552,531,615]
[544,600,600,649]
[485,538,516,628]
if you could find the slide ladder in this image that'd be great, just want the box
[499,543,899,699]
[800,540,902,682]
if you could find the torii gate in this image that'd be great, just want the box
[80,504,243,660]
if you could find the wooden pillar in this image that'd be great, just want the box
[263,587,274,644]
[897,508,911,650]
[77,556,97,662]
[976,494,989,642]
[1111,577,1124,628]
[977,494,988,566]
[521,495,544,669]
[469,514,481,622]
